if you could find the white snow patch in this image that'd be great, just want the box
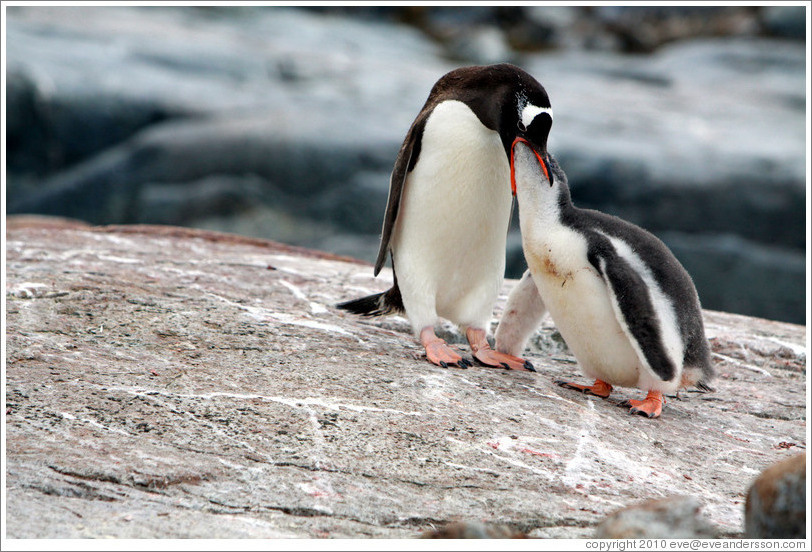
[98,255,142,264]
[7,282,49,298]
[764,337,807,358]
[114,387,423,416]
[204,290,353,338]
[279,279,329,315]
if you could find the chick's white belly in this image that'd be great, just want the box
[525,232,642,387]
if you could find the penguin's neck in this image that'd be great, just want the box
[515,178,574,236]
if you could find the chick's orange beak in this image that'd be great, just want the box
[510,137,552,196]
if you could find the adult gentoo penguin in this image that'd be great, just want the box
[498,139,714,418]
[338,64,554,370]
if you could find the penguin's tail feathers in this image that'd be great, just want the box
[336,286,404,317]
[693,362,716,393]
[683,360,716,393]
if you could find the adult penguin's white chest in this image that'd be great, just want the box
[391,100,513,317]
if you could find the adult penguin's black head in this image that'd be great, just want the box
[423,63,554,192]
[489,64,555,192]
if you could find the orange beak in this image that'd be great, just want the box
[510,136,551,196]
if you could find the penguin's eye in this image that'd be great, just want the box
[517,121,526,132]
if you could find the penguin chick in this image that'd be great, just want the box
[338,64,554,372]
[504,138,715,418]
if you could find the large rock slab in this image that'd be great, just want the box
[5,216,806,538]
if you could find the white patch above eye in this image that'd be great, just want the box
[521,104,553,128]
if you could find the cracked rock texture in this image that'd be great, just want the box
[4,216,807,538]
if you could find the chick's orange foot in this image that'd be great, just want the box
[555,379,613,398]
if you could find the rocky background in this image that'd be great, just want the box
[5,5,808,324]
[4,217,807,539]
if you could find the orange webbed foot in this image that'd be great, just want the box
[420,327,471,368]
[555,379,613,399]
[474,348,535,372]
[622,391,664,418]
[465,327,534,372]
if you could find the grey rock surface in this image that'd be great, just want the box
[5,6,807,324]
[5,216,807,539]
[594,495,718,539]
[420,521,528,539]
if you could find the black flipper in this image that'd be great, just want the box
[587,237,677,383]
[373,113,428,276]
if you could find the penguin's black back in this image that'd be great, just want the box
[540,155,711,380]
[562,202,712,377]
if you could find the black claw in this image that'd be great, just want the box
[440,361,448,369]
[500,362,511,370]
[457,359,469,369]
[524,360,536,372]
[628,406,655,418]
